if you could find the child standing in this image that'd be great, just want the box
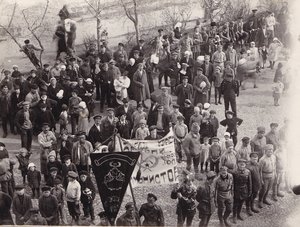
[62,155,78,189]
[272,78,284,106]
[68,89,82,135]
[135,119,150,140]
[200,137,210,172]
[209,137,222,173]
[16,148,31,184]
[174,115,188,163]
[58,104,69,133]
[214,66,223,104]
[27,162,41,198]
[51,178,68,224]
[78,101,89,135]
[209,110,219,137]
[260,45,268,69]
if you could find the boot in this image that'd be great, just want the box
[223,218,231,227]
[218,209,224,226]
[232,216,237,224]
[272,187,278,201]
[246,207,253,216]
[277,185,284,197]
[258,201,263,208]
[251,204,260,213]
[237,214,244,221]
[263,199,272,205]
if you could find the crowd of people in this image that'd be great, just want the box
[0,2,292,226]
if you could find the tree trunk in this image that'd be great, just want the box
[134,20,140,45]
[96,16,101,53]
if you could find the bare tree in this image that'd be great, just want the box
[200,0,230,22]
[85,0,104,52]
[119,0,140,45]
[161,4,192,31]
[0,0,49,68]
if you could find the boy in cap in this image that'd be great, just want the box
[16,147,31,184]
[12,184,33,224]
[100,108,119,143]
[61,155,77,189]
[66,171,81,224]
[250,127,267,159]
[39,186,59,225]
[135,119,150,140]
[215,166,234,227]
[117,202,141,226]
[170,104,183,126]
[237,137,251,162]
[209,109,219,137]
[258,144,276,207]
[232,159,252,223]
[79,170,96,223]
[27,162,41,198]
[209,137,222,173]
[196,171,216,227]
[171,178,197,226]
[220,140,238,173]
[220,110,243,147]
[139,193,164,226]
[174,115,188,163]
[182,122,202,174]
[51,178,68,224]
[25,208,47,225]
[246,152,261,213]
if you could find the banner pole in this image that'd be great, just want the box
[116,134,139,212]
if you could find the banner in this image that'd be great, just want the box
[90,152,140,225]
[116,130,179,187]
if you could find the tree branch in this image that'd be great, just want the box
[7,2,17,28]
[0,24,22,49]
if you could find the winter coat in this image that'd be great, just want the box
[79,177,96,204]
[12,194,33,224]
[132,69,150,103]
[196,182,216,216]
[27,169,41,188]
[38,195,59,225]
[0,191,14,225]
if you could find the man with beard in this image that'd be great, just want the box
[88,114,103,148]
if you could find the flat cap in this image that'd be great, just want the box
[264,144,274,150]
[226,110,234,115]
[63,155,71,161]
[54,178,62,185]
[207,171,216,179]
[242,137,250,142]
[220,166,228,171]
[237,158,247,163]
[147,193,157,201]
[15,184,25,190]
[257,126,266,133]
[184,99,191,105]
[93,114,102,120]
[125,202,135,210]
[270,123,278,128]
[41,186,51,192]
[68,171,78,178]
[212,137,220,141]
[79,170,89,176]
[106,108,115,112]
[250,152,259,157]
[30,84,39,89]
[210,110,216,114]
[22,101,30,106]
[0,142,5,147]
[177,115,185,120]
[149,125,157,131]
[225,140,234,148]
[173,104,180,109]
[49,167,58,172]
[76,131,86,136]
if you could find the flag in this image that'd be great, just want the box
[115,130,179,187]
[90,152,140,225]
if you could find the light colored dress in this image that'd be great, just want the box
[78,107,89,134]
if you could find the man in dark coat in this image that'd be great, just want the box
[129,39,146,58]
[150,105,171,137]
[246,152,261,214]
[99,63,113,112]
[180,51,194,84]
[196,171,216,227]
[35,103,56,133]
[147,97,159,127]
[100,108,118,144]
[0,191,14,225]
[39,186,59,225]
[117,202,141,226]
[0,84,12,138]
[201,55,214,103]
[220,73,240,117]
[181,99,194,130]
[98,45,112,63]
[255,24,269,48]
[12,184,33,225]
[139,193,164,226]
[175,76,193,107]
[115,98,135,123]
[88,114,102,148]
[15,101,35,151]
[232,159,252,224]
[10,85,25,134]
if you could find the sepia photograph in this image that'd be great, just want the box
[0,0,299,226]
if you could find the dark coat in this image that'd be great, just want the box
[46,174,63,187]
[196,182,215,216]
[200,121,215,139]
[246,162,261,193]
[151,112,171,136]
[201,62,214,82]
[100,116,118,143]
[0,92,11,117]
[10,92,24,115]
[116,120,131,139]
[47,160,63,176]
[115,105,135,121]
[232,168,252,200]
[0,192,14,225]
[35,109,56,131]
[181,106,194,129]
[220,117,243,136]
[27,169,41,188]
[139,203,164,226]
[116,212,141,226]
[59,139,73,160]
[175,83,193,107]
[38,194,59,225]
[88,124,102,148]
[171,185,197,214]
[220,79,240,97]
[79,176,96,204]
[147,103,159,126]
[61,163,77,189]
[15,109,35,131]
[255,28,268,47]
[12,194,32,224]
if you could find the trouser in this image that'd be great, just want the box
[95,81,101,100]
[58,203,68,224]
[21,170,27,184]
[70,113,78,135]
[177,208,195,227]
[159,72,169,87]
[214,87,222,103]
[210,160,220,173]
[67,201,80,221]
[233,197,246,217]
[100,86,111,109]
[217,197,232,222]
[1,115,14,134]
[200,162,208,171]
[31,187,40,199]
[186,154,200,173]
[259,177,274,202]
[231,135,237,148]
[83,201,95,220]
[175,140,183,161]
[224,95,237,117]
[273,171,284,194]
[199,214,211,227]
[0,181,14,198]
[20,128,33,151]
[273,93,280,105]
[208,79,214,103]
[269,61,276,69]
[246,190,259,209]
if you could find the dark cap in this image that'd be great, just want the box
[209,110,216,114]
[98,211,107,218]
[173,104,180,109]
[237,158,247,163]
[39,103,47,109]
[41,186,51,192]
[79,170,89,176]
[149,125,158,131]
[147,193,157,201]
[133,50,140,54]
[252,9,258,12]
[63,155,71,161]
[184,99,191,105]
[257,126,265,133]
[226,110,234,115]
[125,202,135,210]
[43,64,50,68]
[76,131,86,137]
[270,123,278,128]
[242,137,250,142]
[15,184,25,190]
[118,42,125,47]
[207,171,216,179]
[107,108,115,112]
[49,167,58,172]
[24,39,30,44]
[54,178,62,185]
[69,57,76,62]
[42,122,50,127]
[30,84,39,89]
[137,103,143,108]
[158,28,163,32]
[0,142,5,147]
[122,98,128,103]
[93,114,102,120]
[210,22,216,26]
[182,76,188,80]
[212,137,220,141]
[177,115,185,120]
[250,152,259,158]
